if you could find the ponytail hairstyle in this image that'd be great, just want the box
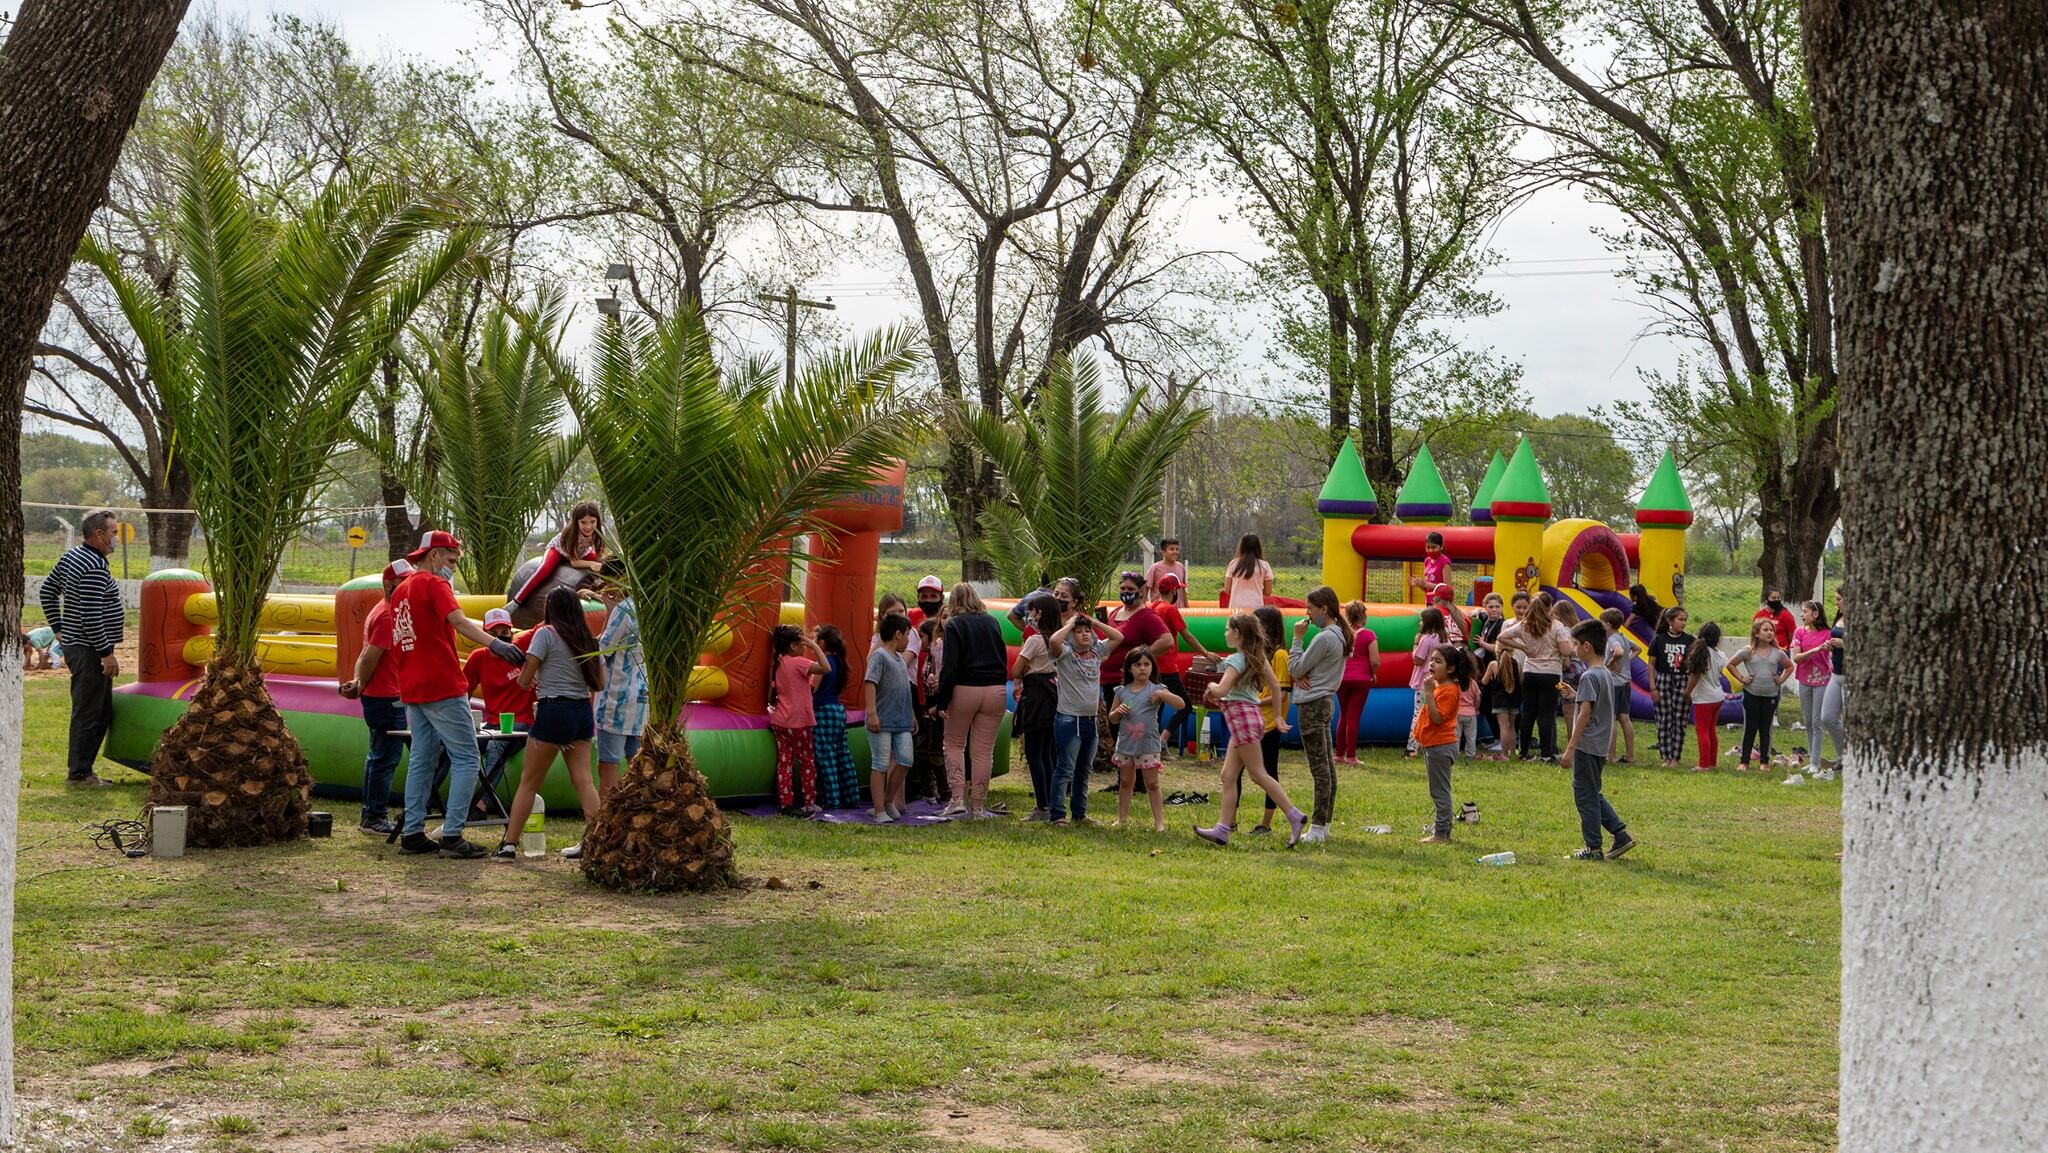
[1801,599,1824,628]
[768,623,805,708]
[1686,621,1723,678]
[1439,645,1476,689]
[556,499,605,556]
[1306,586,1353,656]
[1253,605,1286,652]
[1343,599,1370,630]
[1657,606,1686,635]
[542,585,604,692]
[1522,591,1556,636]
[1231,533,1265,580]
[815,623,847,658]
[1226,610,1281,700]
[1418,606,1447,642]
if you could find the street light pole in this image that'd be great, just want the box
[757,284,836,389]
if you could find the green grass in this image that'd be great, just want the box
[15,676,1837,1150]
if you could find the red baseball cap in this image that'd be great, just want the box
[381,559,414,584]
[917,575,945,593]
[406,529,462,563]
[1431,583,1455,602]
[1156,572,1184,592]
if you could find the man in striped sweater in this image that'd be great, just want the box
[38,509,125,787]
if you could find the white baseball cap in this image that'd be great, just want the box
[483,608,513,629]
[917,575,945,592]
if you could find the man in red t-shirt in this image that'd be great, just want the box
[1753,587,1797,648]
[338,560,412,835]
[389,530,526,857]
[1149,573,1211,755]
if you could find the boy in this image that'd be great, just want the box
[23,624,60,670]
[1560,619,1637,860]
[1599,607,1638,764]
[864,612,916,822]
[1410,531,1451,597]
[1145,538,1188,608]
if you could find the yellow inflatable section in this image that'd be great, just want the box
[183,634,337,677]
[184,593,335,631]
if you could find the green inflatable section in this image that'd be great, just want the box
[995,607,1424,657]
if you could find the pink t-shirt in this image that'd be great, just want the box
[1409,633,1442,690]
[770,655,817,728]
[1792,626,1834,686]
[1343,629,1377,685]
[1144,560,1187,607]
[1224,559,1272,610]
[1458,679,1481,717]
[1423,552,1450,590]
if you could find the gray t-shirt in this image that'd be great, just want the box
[1113,682,1167,757]
[527,626,594,699]
[1731,647,1791,697]
[1575,665,1617,752]
[1054,636,1111,716]
[863,646,915,732]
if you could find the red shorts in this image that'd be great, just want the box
[1221,700,1263,745]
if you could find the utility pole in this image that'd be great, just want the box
[757,284,836,389]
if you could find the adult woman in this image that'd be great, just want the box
[510,501,607,609]
[1818,587,1848,771]
[499,587,606,860]
[1223,533,1274,610]
[1644,605,1694,766]
[935,583,1009,819]
[1102,571,1173,706]
[1497,590,1574,761]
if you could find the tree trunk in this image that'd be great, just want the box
[374,367,424,560]
[146,455,194,570]
[1807,2,2048,1148]
[0,1,192,1142]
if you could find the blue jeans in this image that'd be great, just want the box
[1051,712,1098,820]
[403,697,483,839]
[358,695,405,824]
[1571,749,1626,851]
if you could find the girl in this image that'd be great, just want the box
[909,617,948,804]
[510,501,606,609]
[937,583,1012,819]
[1498,591,1574,761]
[875,591,908,624]
[1243,606,1292,834]
[1288,587,1352,843]
[1415,646,1473,844]
[768,623,828,813]
[1600,607,1639,764]
[1474,591,1515,760]
[1789,600,1838,765]
[498,586,606,860]
[1819,589,1849,771]
[810,625,860,809]
[1010,597,1063,820]
[1456,657,1483,760]
[1110,650,1183,832]
[1047,611,1123,825]
[1194,612,1309,847]
[1405,607,1449,756]
[1224,533,1274,610]
[1334,601,1379,765]
[1685,622,1728,771]
[1728,619,1793,769]
[1645,606,1694,766]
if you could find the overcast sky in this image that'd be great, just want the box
[221,0,1690,421]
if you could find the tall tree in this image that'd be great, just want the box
[1172,0,1522,502]
[0,2,192,1141]
[84,132,480,848]
[1809,1,2047,1148]
[1449,0,1837,591]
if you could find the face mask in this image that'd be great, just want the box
[435,566,455,583]
[1768,598,1783,611]
[918,599,941,615]
[1119,590,1139,606]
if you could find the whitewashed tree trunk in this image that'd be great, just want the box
[1807,1,2048,1148]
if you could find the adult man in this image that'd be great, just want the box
[1753,588,1797,649]
[390,530,525,858]
[39,509,124,787]
[594,580,648,796]
[908,574,945,660]
[1145,538,1188,608]
[337,559,412,834]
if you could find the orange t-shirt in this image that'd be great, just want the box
[1411,680,1460,748]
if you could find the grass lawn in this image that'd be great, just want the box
[15,677,1838,1152]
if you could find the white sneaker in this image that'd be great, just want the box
[1305,824,1329,844]
[872,811,897,824]
[937,802,968,819]
[560,842,582,859]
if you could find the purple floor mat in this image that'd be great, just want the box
[727,798,961,826]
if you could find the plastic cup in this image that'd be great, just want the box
[500,712,514,734]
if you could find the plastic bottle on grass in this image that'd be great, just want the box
[522,795,546,857]
[1476,851,1516,866]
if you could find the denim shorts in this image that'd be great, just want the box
[597,728,641,765]
[873,729,914,769]
[530,696,595,745]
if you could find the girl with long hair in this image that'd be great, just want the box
[499,586,606,860]
[1289,586,1352,842]
[1010,597,1064,820]
[1728,619,1793,769]
[1645,605,1694,766]
[1685,622,1728,771]
[1242,605,1292,834]
[937,583,1010,819]
[1473,591,1514,761]
[810,624,861,808]
[1334,601,1380,765]
[510,500,607,608]
[1789,600,1839,766]
[1224,533,1273,610]
[768,623,829,812]
[1110,649,1183,832]
[1818,589,1849,771]
[1415,646,1474,845]
[1194,612,1309,846]
[1498,591,1574,761]
[1405,607,1449,757]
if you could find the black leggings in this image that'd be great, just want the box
[1517,672,1563,758]
[1740,692,1779,764]
[1235,728,1283,814]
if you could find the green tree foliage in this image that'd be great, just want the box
[1433,412,1638,524]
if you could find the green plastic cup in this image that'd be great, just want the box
[499,712,514,734]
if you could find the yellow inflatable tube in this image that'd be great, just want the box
[184,593,335,632]
[184,634,337,677]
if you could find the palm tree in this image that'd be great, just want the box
[558,309,918,892]
[81,132,481,847]
[405,289,581,597]
[963,354,1205,605]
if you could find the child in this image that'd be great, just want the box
[24,623,60,670]
[594,582,648,797]
[1288,587,1352,843]
[1110,650,1183,832]
[1472,592,1510,759]
[1430,583,1470,644]
[509,500,606,611]
[1243,605,1291,834]
[875,591,907,624]
[1645,606,1694,766]
[1685,622,1728,771]
[863,613,916,823]
[1224,533,1273,610]
[1414,646,1470,844]
[768,623,828,813]
[1010,598,1063,820]
[1405,607,1448,756]
[1789,600,1837,764]
[1194,612,1309,847]
[811,624,860,809]
[909,617,948,804]
[1410,530,1450,597]
[1047,613,1123,826]
[1727,620,1793,769]
[498,587,606,861]
[1456,662,1482,760]
[1599,607,1638,764]
[466,607,536,804]
[1560,619,1636,860]
[1334,601,1379,765]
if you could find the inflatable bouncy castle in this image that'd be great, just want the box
[108,463,1010,810]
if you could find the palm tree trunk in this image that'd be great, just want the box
[577,723,736,892]
[148,657,313,847]
[1810,1,2048,1146]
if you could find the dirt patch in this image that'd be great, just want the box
[1080,1054,1222,1087]
[922,1104,1088,1153]
[1348,1013,1467,1046]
